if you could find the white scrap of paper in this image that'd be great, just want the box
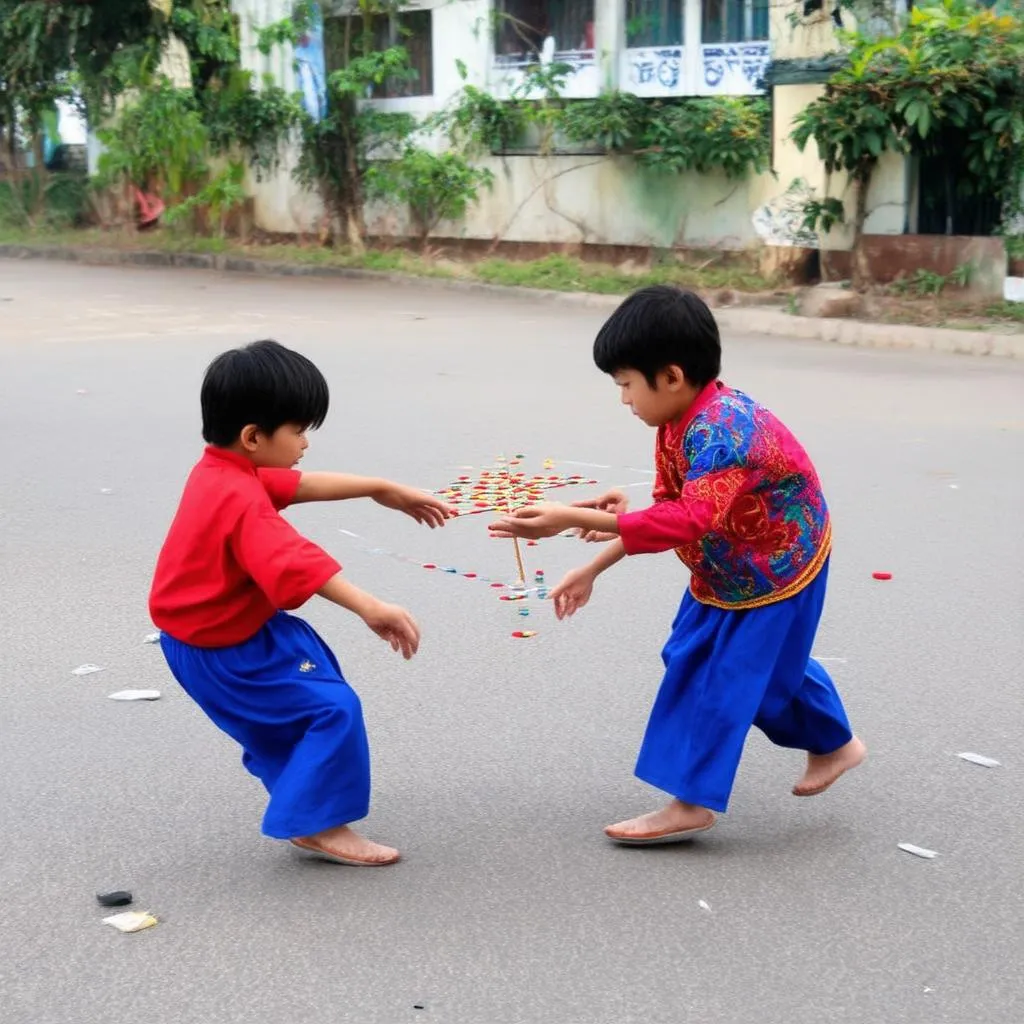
[698,900,712,913]
[103,911,157,933]
[898,843,939,859]
[958,752,1000,768]
[72,664,103,676]
[142,633,160,645]
[108,690,161,702]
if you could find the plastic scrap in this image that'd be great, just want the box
[142,633,161,645]
[97,891,133,908]
[958,752,1000,768]
[698,900,712,913]
[898,843,938,859]
[872,572,893,581]
[103,911,157,933]
[72,664,103,676]
[108,690,161,702]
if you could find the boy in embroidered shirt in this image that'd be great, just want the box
[490,287,865,844]
[150,340,454,866]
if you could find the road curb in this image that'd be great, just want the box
[2,243,1022,358]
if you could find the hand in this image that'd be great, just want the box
[362,601,421,659]
[571,490,628,542]
[375,483,456,528]
[549,566,596,620]
[488,502,569,541]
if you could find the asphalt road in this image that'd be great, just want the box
[1,260,1022,1024]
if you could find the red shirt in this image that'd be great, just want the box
[149,447,341,647]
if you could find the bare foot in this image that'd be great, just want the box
[291,825,400,866]
[792,736,867,797]
[604,800,716,845]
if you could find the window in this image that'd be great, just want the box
[325,10,433,99]
[494,0,596,66]
[626,0,683,47]
[701,0,769,42]
[370,10,433,98]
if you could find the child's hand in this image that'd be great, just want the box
[572,490,628,542]
[375,483,456,528]
[573,489,629,514]
[362,600,421,659]
[489,502,568,541]
[549,566,596,620]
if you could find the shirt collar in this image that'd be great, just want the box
[666,380,724,440]
[201,445,257,474]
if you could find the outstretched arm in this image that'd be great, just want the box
[294,473,391,503]
[489,502,618,540]
[295,472,455,527]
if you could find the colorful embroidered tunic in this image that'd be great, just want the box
[617,381,831,609]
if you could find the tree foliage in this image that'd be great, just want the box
[437,79,769,180]
[366,147,493,248]
[792,0,1024,250]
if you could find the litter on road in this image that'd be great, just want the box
[96,891,133,908]
[898,843,939,860]
[102,911,158,933]
[958,752,1001,768]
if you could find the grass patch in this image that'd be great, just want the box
[472,253,771,293]
[0,226,776,296]
[867,294,1024,331]
[984,300,1024,323]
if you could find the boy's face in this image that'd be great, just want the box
[240,423,309,468]
[612,367,698,427]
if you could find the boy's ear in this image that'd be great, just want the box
[239,424,261,451]
[661,365,688,391]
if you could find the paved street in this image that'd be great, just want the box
[1,260,1022,1024]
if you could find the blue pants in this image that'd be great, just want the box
[635,560,853,813]
[160,613,370,839]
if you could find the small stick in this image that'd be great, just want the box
[500,457,527,586]
[511,536,526,586]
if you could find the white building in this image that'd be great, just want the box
[232,0,909,252]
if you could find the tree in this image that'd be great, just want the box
[365,147,493,250]
[263,1,492,250]
[792,0,1024,281]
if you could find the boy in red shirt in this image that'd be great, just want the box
[490,287,864,845]
[150,339,454,866]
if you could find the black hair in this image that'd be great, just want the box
[593,285,721,388]
[201,339,329,446]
